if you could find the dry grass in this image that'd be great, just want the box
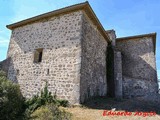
[63,107,160,120]
[62,96,160,120]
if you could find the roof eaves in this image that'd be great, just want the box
[6,1,110,42]
[83,2,110,42]
[116,33,157,54]
[6,2,88,30]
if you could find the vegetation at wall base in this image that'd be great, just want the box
[30,104,72,120]
[24,83,70,119]
[0,70,71,120]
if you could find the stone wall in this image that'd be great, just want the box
[123,76,158,98]
[106,30,116,97]
[114,51,122,99]
[116,37,158,97]
[0,58,11,74]
[106,30,116,46]
[80,12,108,103]
[7,10,83,104]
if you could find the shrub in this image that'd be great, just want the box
[24,84,56,117]
[57,99,69,107]
[0,70,71,120]
[31,104,72,120]
[0,70,24,120]
[24,83,70,119]
[30,105,53,120]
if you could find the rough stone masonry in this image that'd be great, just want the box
[0,2,158,104]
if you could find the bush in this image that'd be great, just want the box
[0,70,24,120]
[31,104,72,120]
[24,83,70,119]
[31,105,53,120]
[0,71,71,120]
[57,99,69,107]
[24,84,56,117]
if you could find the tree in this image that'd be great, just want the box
[0,70,24,120]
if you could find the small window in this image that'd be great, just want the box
[34,48,43,63]
[47,69,49,75]
[16,69,19,75]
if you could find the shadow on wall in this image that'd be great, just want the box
[0,57,18,83]
[0,58,11,73]
[121,52,157,82]
[121,52,158,98]
[116,38,158,98]
[116,38,157,82]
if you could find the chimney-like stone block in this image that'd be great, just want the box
[106,29,116,46]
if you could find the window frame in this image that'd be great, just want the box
[33,48,43,63]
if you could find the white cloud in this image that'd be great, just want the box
[157,70,160,79]
[0,36,9,47]
[0,40,9,43]
[0,40,9,45]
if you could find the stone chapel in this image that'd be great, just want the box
[0,2,158,104]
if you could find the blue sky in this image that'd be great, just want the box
[0,0,160,79]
